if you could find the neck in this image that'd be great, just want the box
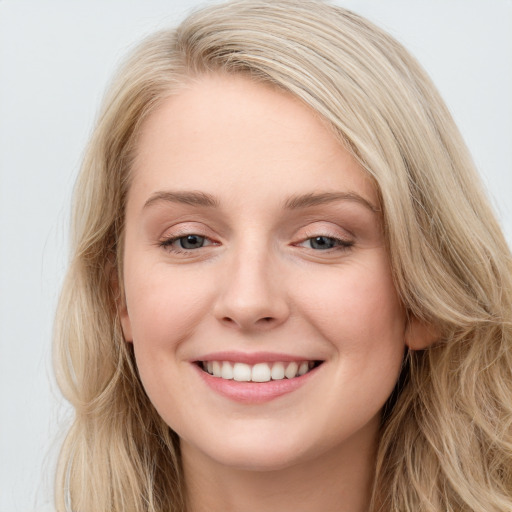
[182,426,377,512]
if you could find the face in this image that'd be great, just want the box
[121,74,409,472]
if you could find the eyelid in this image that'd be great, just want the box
[159,234,220,258]
[160,233,214,246]
[294,223,353,243]
[159,221,213,240]
[295,235,353,250]
[158,222,220,253]
[291,222,355,254]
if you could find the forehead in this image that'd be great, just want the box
[129,73,377,211]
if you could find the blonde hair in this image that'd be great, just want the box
[54,1,512,510]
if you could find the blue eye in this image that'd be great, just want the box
[308,236,338,250]
[299,235,353,251]
[160,234,211,252]
[178,235,206,249]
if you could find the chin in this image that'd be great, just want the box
[211,447,308,472]
[182,426,314,472]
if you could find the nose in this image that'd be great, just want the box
[213,246,290,332]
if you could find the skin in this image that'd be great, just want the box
[120,74,426,512]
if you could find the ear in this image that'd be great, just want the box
[109,262,133,343]
[405,317,439,350]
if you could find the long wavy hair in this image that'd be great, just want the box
[53,1,512,510]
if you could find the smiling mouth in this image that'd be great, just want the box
[196,360,323,382]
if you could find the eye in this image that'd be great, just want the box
[160,234,215,253]
[308,236,338,250]
[176,234,206,250]
[298,235,353,251]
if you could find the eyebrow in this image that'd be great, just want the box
[143,190,219,209]
[143,190,378,213]
[283,192,379,213]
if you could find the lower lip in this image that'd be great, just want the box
[193,363,321,404]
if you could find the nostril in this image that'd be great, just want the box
[222,316,274,324]
[255,317,275,325]
[217,312,286,330]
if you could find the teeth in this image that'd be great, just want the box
[221,361,233,380]
[271,362,285,380]
[298,362,309,376]
[284,362,298,379]
[251,363,271,382]
[233,362,251,382]
[202,360,317,381]
[212,361,222,377]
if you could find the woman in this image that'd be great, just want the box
[53,1,512,510]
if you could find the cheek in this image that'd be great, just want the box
[296,261,406,427]
[124,264,212,347]
[124,265,216,422]
[295,257,406,374]
[301,259,403,328]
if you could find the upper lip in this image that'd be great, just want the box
[193,351,323,365]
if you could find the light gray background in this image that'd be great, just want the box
[1,1,511,510]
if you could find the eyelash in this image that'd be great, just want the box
[159,234,216,254]
[159,232,353,255]
[296,235,353,251]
